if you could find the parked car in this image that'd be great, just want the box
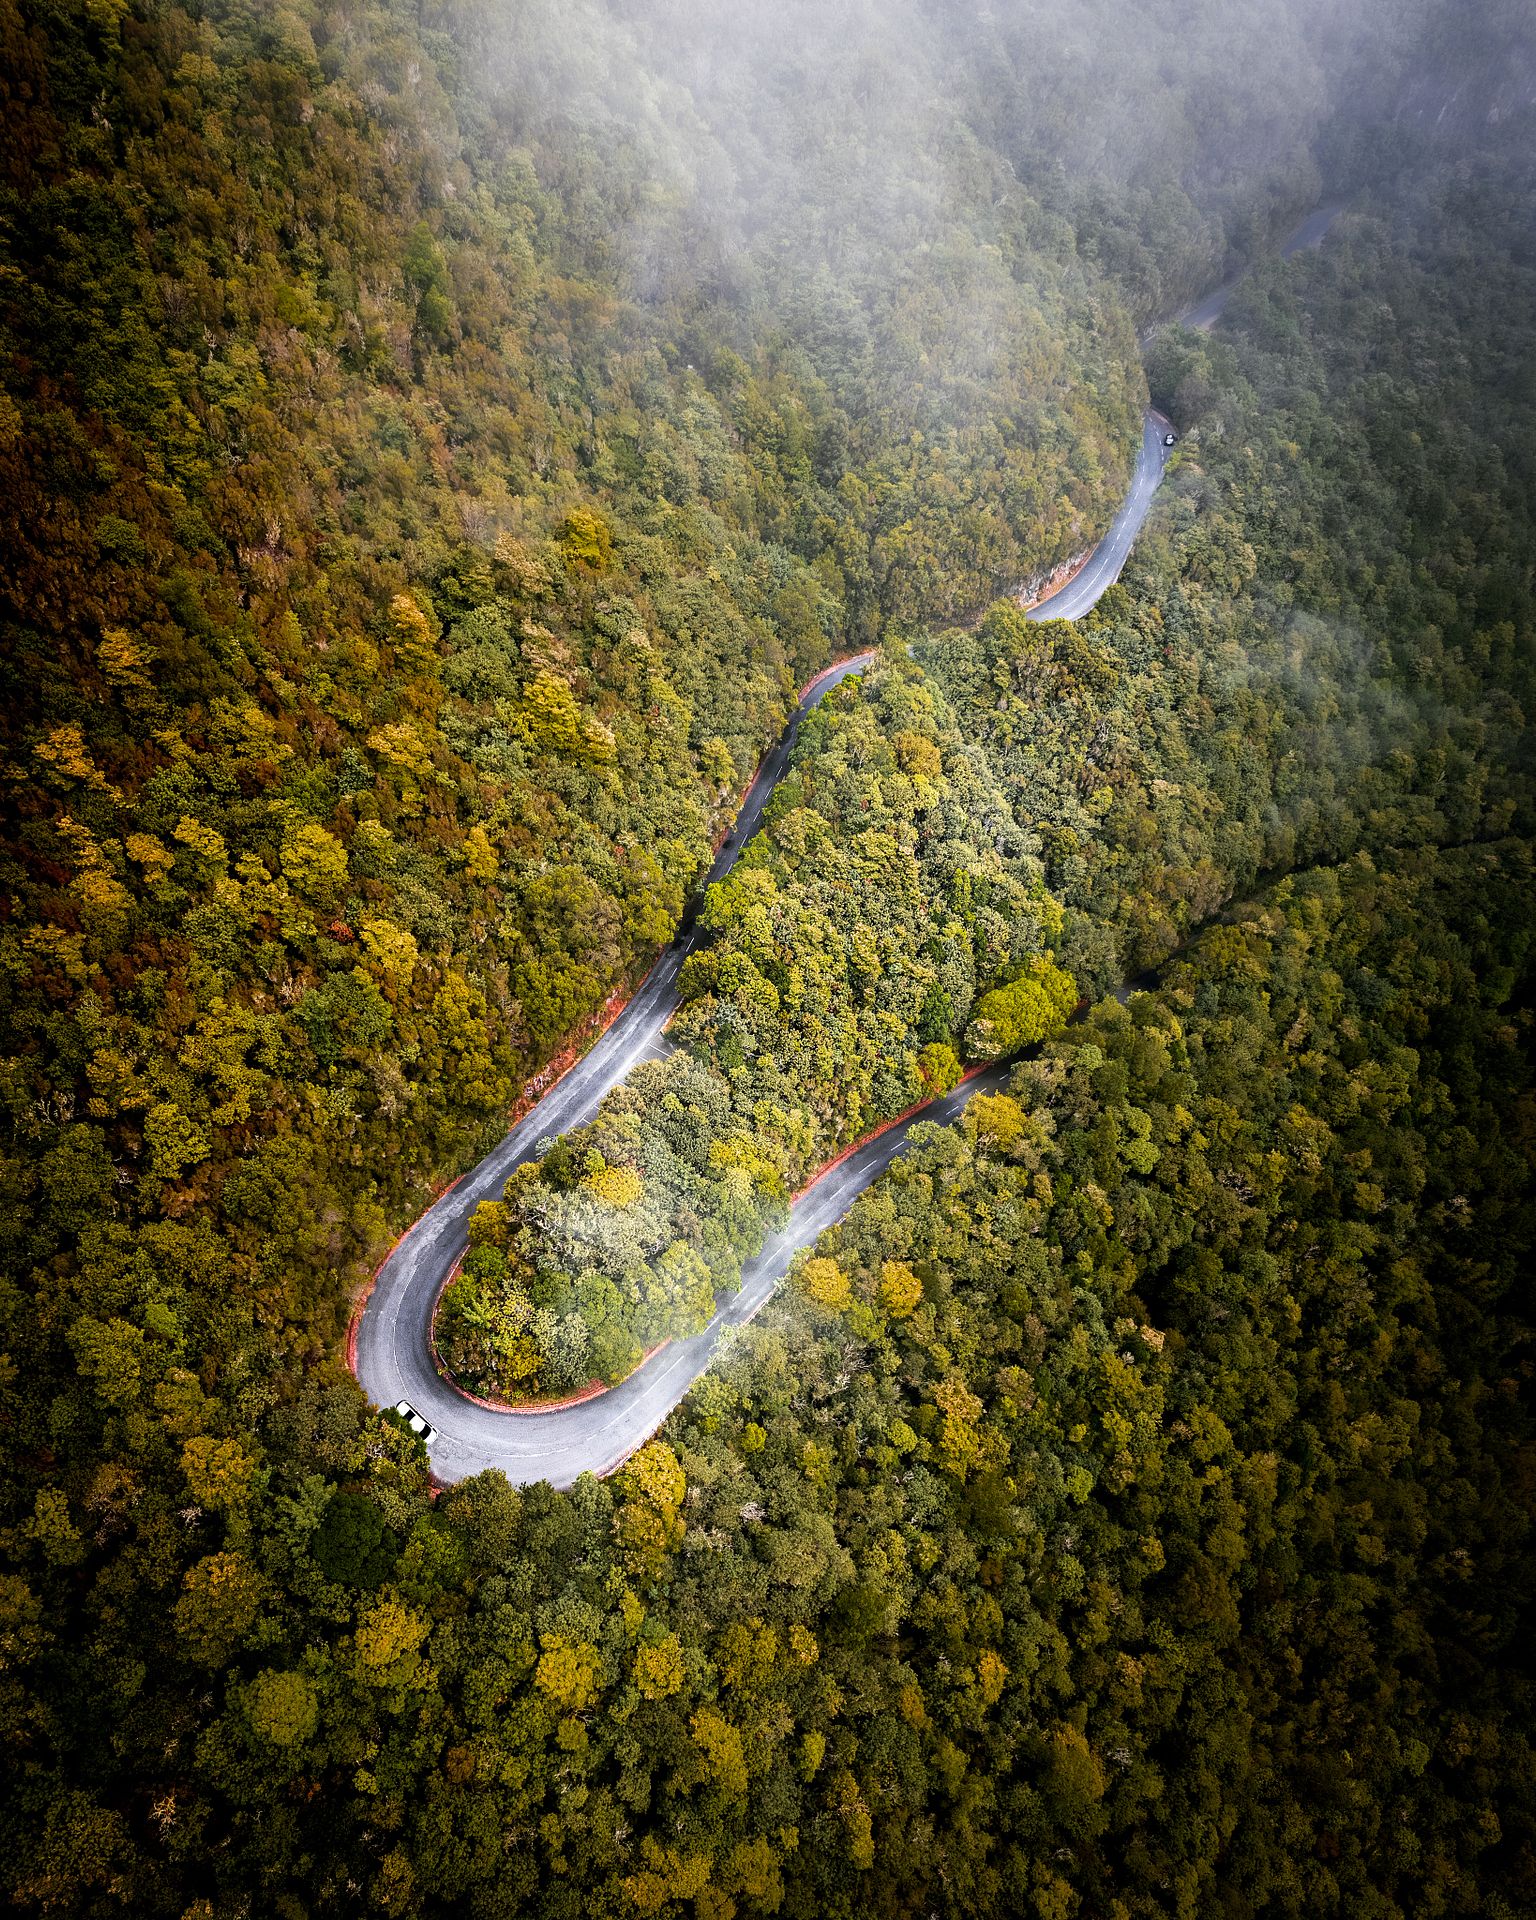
[1163,430,1177,447]
[393,1400,437,1445]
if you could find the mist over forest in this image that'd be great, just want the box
[1,0,1534,1914]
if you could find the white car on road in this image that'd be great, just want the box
[393,1400,436,1445]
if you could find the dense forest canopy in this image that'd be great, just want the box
[1,0,1533,1914]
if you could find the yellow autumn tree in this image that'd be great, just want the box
[632,1634,685,1700]
[934,1375,985,1478]
[690,1705,748,1798]
[460,822,498,883]
[174,1552,264,1666]
[142,1100,211,1180]
[558,507,613,571]
[124,832,173,886]
[534,1633,603,1710]
[280,820,348,905]
[246,1670,318,1747]
[613,1441,687,1582]
[98,627,155,690]
[878,1259,923,1318]
[798,1255,849,1311]
[34,724,120,798]
[583,1162,644,1207]
[521,670,586,757]
[354,1598,430,1685]
[180,1435,255,1516]
[966,1092,1028,1153]
[388,590,437,673]
[358,917,419,986]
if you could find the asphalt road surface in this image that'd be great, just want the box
[1171,202,1344,332]
[1029,206,1342,620]
[1281,204,1346,259]
[1026,410,1175,621]
[354,205,1343,1487]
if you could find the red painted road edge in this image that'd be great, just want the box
[787,1063,990,1201]
[426,1237,673,1418]
[799,650,876,703]
[1022,547,1093,614]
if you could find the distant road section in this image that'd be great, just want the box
[1172,201,1345,332]
[353,205,1343,1487]
[1033,202,1345,618]
[1282,203,1346,257]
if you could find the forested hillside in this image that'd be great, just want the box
[438,657,1079,1400]
[0,0,1153,1373]
[426,139,1536,1913]
[442,141,1536,1407]
[2,0,1533,1915]
[928,157,1536,990]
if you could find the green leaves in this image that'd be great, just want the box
[4,1,1536,1913]
[311,1490,400,1591]
[245,1668,319,1748]
[964,958,1079,1062]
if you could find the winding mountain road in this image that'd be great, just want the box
[353,206,1341,1487]
[1169,201,1344,333]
